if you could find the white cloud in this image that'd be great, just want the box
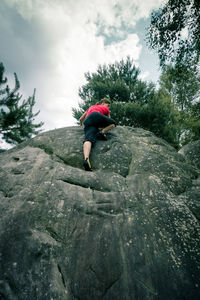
[1,0,166,132]
[104,34,141,63]
[138,71,150,81]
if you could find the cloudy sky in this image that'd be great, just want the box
[0,0,166,134]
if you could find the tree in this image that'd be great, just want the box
[73,57,180,147]
[147,0,200,146]
[159,64,200,145]
[147,0,200,69]
[73,57,155,115]
[78,57,141,104]
[159,64,200,110]
[0,63,44,145]
[110,95,180,148]
[186,102,200,142]
[179,102,200,145]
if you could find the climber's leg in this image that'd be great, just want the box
[83,141,92,160]
[82,141,92,171]
[102,124,115,134]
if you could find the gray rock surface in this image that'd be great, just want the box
[0,126,199,300]
[179,139,200,169]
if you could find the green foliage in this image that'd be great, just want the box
[147,0,200,69]
[0,62,44,145]
[179,102,200,145]
[74,57,155,111]
[78,57,141,103]
[110,92,179,148]
[73,57,180,148]
[73,57,142,119]
[159,65,200,110]
[148,0,200,147]
[159,65,200,145]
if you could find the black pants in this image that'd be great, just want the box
[83,112,116,146]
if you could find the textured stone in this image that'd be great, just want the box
[179,139,200,169]
[0,126,200,300]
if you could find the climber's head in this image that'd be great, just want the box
[100,98,110,107]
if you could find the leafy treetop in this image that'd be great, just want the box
[147,0,200,69]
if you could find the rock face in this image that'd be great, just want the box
[0,126,200,300]
[179,139,200,170]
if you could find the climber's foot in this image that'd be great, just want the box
[97,130,107,141]
[83,158,92,171]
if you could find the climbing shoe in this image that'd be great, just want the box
[97,130,107,141]
[83,158,92,171]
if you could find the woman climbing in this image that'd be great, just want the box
[79,98,116,171]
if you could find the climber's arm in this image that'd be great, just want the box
[79,111,87,126]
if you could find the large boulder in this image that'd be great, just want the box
[178,140,200,222]
[179,139,200,169]
[0,126,199,300]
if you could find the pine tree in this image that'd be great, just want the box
[73,57,180,148]
[0,63,44,145]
